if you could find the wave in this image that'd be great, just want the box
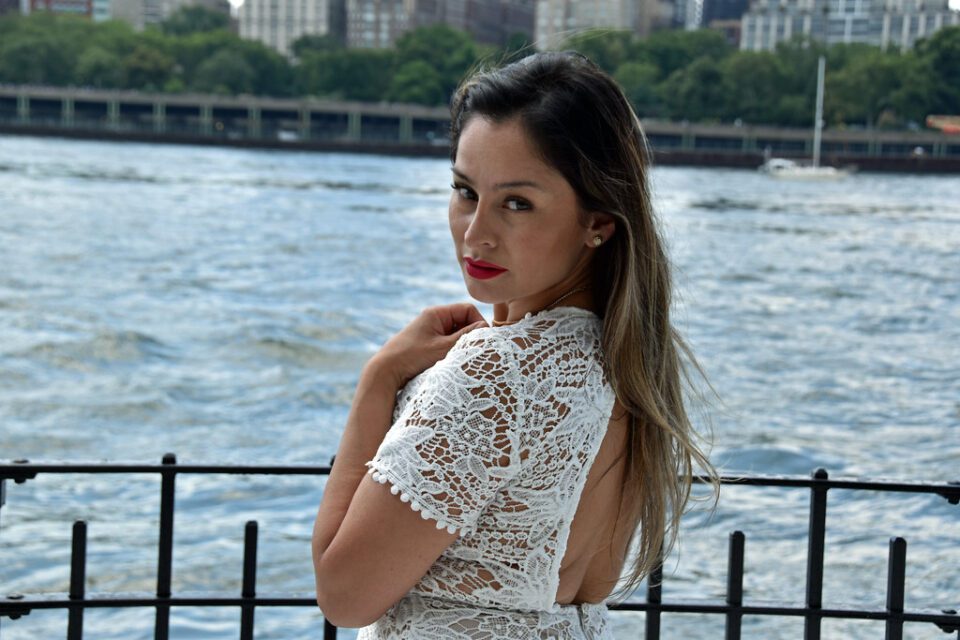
[15,330,173,369]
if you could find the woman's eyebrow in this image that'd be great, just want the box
[451,167,546,192]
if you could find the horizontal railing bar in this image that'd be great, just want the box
[1,461,956,498]
[694,475,960,498]
[0,462,332,476]
[628,603,959,625]
[2,593,316,608]
[3,593,957,626]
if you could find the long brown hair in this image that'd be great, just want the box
[449,51,719,601]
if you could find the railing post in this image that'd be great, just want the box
[726,531,745,640]
[804,468,829,640]
[67,521,87,640]
[0,479,6,531]
[646,551,663,640]
[240,521,258,640]
[324,619,338,640]
[155,453,177,640]
[299,105,311,141]
[885,537,907,640]
[347,111,361,141]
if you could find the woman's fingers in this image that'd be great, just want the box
[432,303,486,334]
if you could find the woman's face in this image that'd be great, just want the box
[449,116,605,321]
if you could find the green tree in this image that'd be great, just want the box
[613,61,660,116]
[173,30,239,83]
[640,29,731,79]
[291,33,343,59]
[657,56,726,121]
[241,40,296,96]
[192,48,255,94]
[122,45,175,90]
[566,29,637,74]
[886,56,935,124]
[89,18,140,56]
[387,60,444,105]
[161,5,230,36]
[915,26,960,115]
[826,49,905,126]
[394,25,476,100]
[172,30,293,97]
[76,45,124,88]
[0,35,72,84]
[719,51,787,124]
[297,49,395,101]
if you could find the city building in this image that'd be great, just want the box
[707,17,742,43]
[535,0,673,49]
[443,0,534,44]
[240,0,345,56]
[346,0,409,47]
[345,0,533,49]
[741,0,960,51]
[72,0,231,30]
[26,0,93,17]
[702,0,748,23]
[20,0,231,23]
[675,0,701,27]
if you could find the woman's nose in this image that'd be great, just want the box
[463,199,496,249]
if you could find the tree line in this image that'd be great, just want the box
[1,8,957,129]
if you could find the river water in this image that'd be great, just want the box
[1,135,958,639]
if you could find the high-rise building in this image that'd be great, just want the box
[741,0,960,51]
[26,0,111,21]
[346,0,533,48]
[346,0,410,47]
[101,0,230,31]
[500,0,535,40]
[535,0,671,49]
[701,0,748,24]
[28,0,92,16]
[446,0,534,44]
[92,0,109,19]
[240,0,345,56]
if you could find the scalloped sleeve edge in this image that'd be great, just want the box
[364,461,476,537]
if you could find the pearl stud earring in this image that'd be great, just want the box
[593,235,603,247]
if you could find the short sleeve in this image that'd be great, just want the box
[364,331,524,537]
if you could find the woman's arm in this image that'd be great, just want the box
[312,304,488,627]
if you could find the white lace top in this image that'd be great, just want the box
[357,306,618,639]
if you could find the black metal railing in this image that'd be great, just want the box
[1,455,958,639]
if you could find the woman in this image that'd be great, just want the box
[312,51,715,638]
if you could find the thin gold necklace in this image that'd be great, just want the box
[491,286,590,327]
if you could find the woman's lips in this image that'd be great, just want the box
[464,257,507,280]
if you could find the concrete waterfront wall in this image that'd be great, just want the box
[2,85,959,172]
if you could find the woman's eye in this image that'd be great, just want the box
[505,198,531,211]
[451,183,476,200]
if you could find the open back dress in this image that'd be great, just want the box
[357,306,619,639]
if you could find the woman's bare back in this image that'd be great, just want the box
[556,399,632,605]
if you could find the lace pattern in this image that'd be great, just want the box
[356,594,614,640]
[361,307,617,638]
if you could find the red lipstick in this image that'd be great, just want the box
[464,257,507,280]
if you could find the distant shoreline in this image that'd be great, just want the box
[2,84,958,173]
[5,125,959,174]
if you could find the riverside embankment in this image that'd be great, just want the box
[2,84,959,172]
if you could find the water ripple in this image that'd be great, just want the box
[1,136,958,640]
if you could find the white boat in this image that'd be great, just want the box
[759,157,848,180]
[760,56,850,180]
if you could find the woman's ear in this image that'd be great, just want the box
[585,212,616,247]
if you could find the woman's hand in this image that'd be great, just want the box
[368,303,488,388]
